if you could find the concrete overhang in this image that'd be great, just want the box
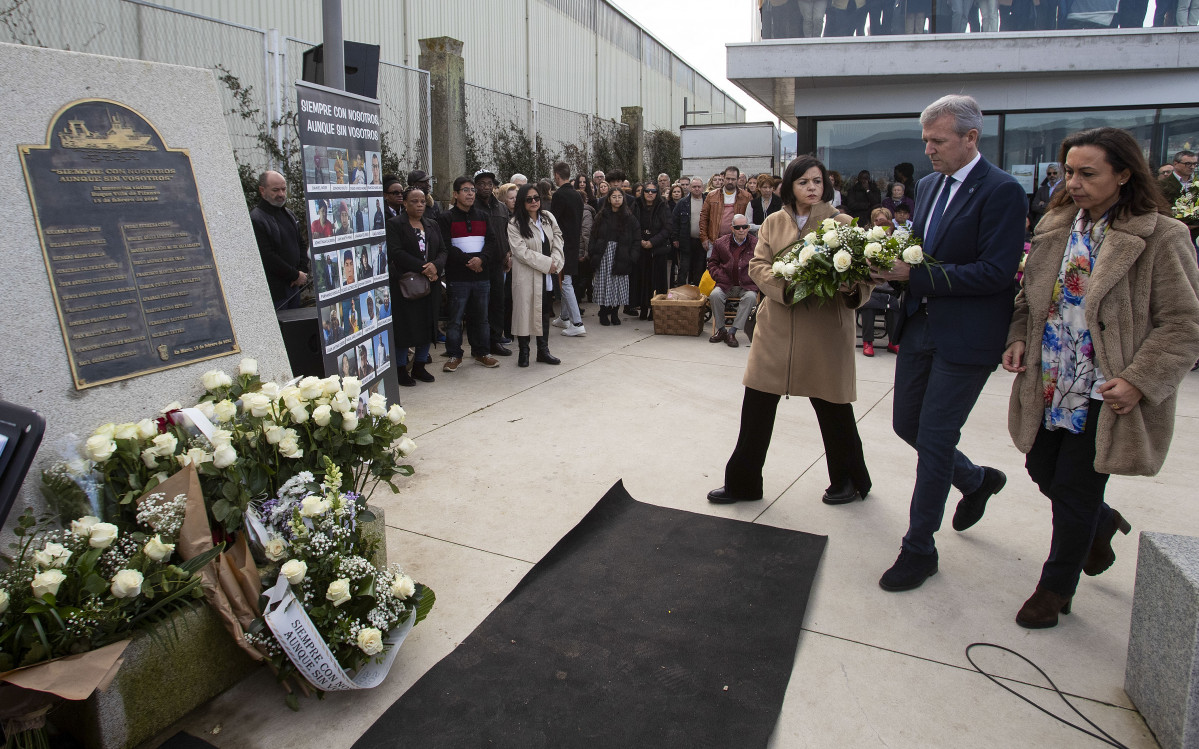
[728,27,1199,125]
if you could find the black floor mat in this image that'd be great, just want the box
[354,480,827,749]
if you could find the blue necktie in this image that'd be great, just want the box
[923,175,956,248]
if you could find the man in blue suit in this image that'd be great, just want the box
[871,95,1028,592]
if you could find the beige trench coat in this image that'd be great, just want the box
[743,202,872,402]
[507,211,565,337]
[1007,207,1199,476]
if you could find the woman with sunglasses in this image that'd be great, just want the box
[507,184,565,366]
[632,181,673,320]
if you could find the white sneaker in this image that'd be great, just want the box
[551,318,569,329]
[562,323,586,337]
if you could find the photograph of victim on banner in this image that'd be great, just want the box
[295,81,398,408]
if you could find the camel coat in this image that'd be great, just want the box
[507,211,565,337]
[1007,207,1199,476]
[743,202,872,402]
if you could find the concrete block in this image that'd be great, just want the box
[1125,532,1199,749]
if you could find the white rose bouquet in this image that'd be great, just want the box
[1173,182,1198,222]
[244,460,433,706]
[770,217,874,303]
[0,505,219,674]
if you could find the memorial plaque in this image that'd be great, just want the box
[19,98,238,389]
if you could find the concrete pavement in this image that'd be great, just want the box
[159,305,1192,748]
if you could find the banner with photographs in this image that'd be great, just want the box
[296,81,397,407]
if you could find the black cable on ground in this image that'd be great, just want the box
[965,642,1131,748]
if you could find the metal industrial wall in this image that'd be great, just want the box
[127,0,746,131]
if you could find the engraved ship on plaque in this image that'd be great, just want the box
[58,110,157,151]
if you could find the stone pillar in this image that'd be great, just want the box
[621,105,644,184]
[418,37,465,206]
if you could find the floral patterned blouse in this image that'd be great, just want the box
[1041,210,1109,433]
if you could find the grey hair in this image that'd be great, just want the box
[920,95,984,135]
[257,170,283,188]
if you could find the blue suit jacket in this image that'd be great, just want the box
[903,156,1027,366]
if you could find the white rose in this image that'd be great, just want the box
[263,423,285,445]
[902,245,924,265]
[387,405,406,425]
[821,217,837,231]
[822,230,840,248]
[85,434,117,462]
[367,393,387,418]
[239,358,258,376]
[208,428,233,449]
[213,399,237,423]
[71,516,100,537]
[396,436,417,455]
[161,401,183,414]
[0,589,8,615]
[341,377,362,400]
[194,400,216,421]
[298,376,324,400]
[893,228,910,241]
[326,578,352,607]
[797,246,816,267]
[286,404,307,425]
[153,471,170,486]
[804,231,819,244]
[281,559,307,585]
[259,382,281,400]
[113,422,138,441]
[783,262,798,279]
[110,569,144,598]
[201,370,233,391]
[34,542,71,569]
[870,225,889,241]
[93,422,118,439]
[263,537,288,562]
[321,375,342,395]
[300,494,330,517]
[390,574,416,600]
[88,522,119,549]
[864,242,883,259]
[832,250,852,273]
[357,627,385,656]
[280,385,302,406]
[177,447,211,467]
[31,569,67,599]
[212,444,238,469]
[771,260,786,276]
[312,404,333,426]
[330,392,353,414]
[278,436,303,459]
[143,535,175,562]
[151,432,178,457]
[141,448,159,469]
[242,392,273,418]
[341,413,359,431]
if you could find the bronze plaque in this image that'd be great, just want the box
[20,99,238,389]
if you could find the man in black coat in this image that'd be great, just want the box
[473,168,514,356]
[550,161,586,335]
[249,170,308,310]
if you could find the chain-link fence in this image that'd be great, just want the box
[0,0,270,162]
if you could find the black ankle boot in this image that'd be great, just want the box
[536,335,560,365]
[610,307,622,326]
[517,336,530,367]
[599,307,611,326]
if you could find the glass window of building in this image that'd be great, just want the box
[815,116,999,187]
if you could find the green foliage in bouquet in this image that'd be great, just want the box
[0,505,220,673]
[1174,182,1198,222]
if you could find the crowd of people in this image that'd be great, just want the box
[758,0,1197,38]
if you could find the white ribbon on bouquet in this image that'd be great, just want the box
[261,576,416,691]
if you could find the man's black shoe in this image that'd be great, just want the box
[952,467,1007,532]
[490,343,512,357]
[706,486,762,505]
[879,548,939,592]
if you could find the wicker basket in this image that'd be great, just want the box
[650,293,708,336]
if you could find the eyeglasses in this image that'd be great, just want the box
[645,188,658,193]
[525,196,541,203]
[458,187,476,193]
[1179,160,1199,167]
[732,225,750,230]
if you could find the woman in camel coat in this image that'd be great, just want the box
[708,156,874,507]
[507,183,565,367]
[1003,127,1199,629]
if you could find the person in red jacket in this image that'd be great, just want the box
[706,215,759,348]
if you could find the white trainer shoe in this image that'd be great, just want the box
[551,318,569,329]
[562,323,586,337]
